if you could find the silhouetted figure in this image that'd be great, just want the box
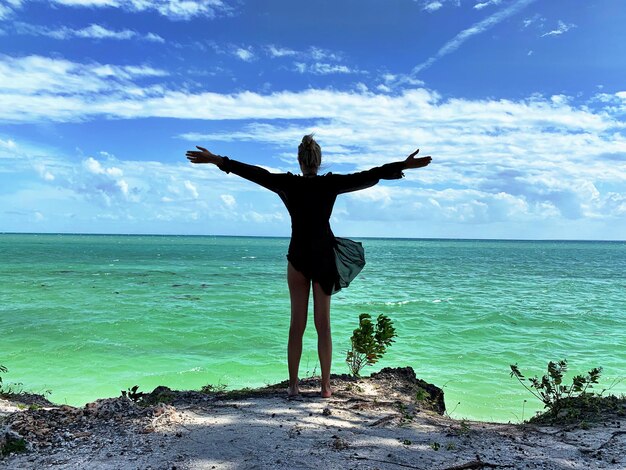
[186,135,432,398]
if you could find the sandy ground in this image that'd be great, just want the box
[1,367,625,470]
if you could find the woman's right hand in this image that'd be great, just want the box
[404,149,432,169]
[186,146,223,165]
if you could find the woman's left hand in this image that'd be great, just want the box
[186,146,222,165]
[404,149,432,169]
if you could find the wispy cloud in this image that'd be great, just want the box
[293,62,356,75]
[418,0,461,13]
[412,0,538,75]
[422,1,443,12]
[2,0,233,21]
[521,13,544,29]
[234,47,255,62]
[266,45,298,58]
[541,20,576,38]
[474,0,502,10]
[0,55,166,102]
[14,22,164,42]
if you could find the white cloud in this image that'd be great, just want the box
[413,0,538,75]
[266,45,297,58]
[0,5,13,20]
[220,194,236,208]
[522,14,544,29]
[422,2,443,12]
[0,55,166,99]
[48,0,232,20]
[418,0,462,12]
[294,62,355,75]
[0,137,17,149]
[74,24,136,40]
[1,0,232,21]
[243,211,284,223]
[378,72,425,90]
[184,180,199,199]
[0,0,23,20]
[309,47,341,62]
[234,47,254,62]
[145,32,165,43]
[541,20,576,38]
[14,22,165,42]
[474,0,501,10]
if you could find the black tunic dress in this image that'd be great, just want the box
[219,157,405,295]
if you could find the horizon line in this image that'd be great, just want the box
[1,231,624,243]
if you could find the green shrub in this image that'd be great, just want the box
[346,313,396,377]
[1,436,27,456]
[121,385,145,403]
[0,365,7,389]
[510,359,602,416]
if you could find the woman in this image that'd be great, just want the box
[186,135,431,398]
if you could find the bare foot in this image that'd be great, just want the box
[321,384,332,398]
[288,384,300,397]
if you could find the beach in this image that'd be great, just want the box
[2,367,625,469]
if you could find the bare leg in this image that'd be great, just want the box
[313,282,332,398]
[287,262,310,396]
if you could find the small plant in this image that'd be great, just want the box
[345,313,396,377]
[0,365,7,386]
[200,383,228,394]
[415,387,429,402]
[445,442,457,451]
[430,441,441,451]
[0,364,23,397]
[510,359,602,415]
[401,439,412,446]
[121,385,145,403]
[456,419,471,436]
[397,403,414,422]
[1,436,27,456]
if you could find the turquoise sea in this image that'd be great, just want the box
[1,234,625,422]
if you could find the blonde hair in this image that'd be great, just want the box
[297,134,321,174]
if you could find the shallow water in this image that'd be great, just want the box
[1,234,625,422]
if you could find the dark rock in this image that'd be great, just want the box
[370,367,446,414]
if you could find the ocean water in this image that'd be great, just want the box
[1,234,625,423]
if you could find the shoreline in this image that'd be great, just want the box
[2,367,625,469]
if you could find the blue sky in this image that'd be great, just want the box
[1,0,625,239]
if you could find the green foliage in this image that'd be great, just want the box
[414,387,429,402]
[0,365,7,389]
[121,385,145,403]
[345,313,397,377]
[200,383,228,394]
[1,436,27,456]
[456,419,471,436]
[0,365,24,397]
[397,402,414,423]
[510,359,602,416]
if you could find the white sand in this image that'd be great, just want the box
[2,368,624,469]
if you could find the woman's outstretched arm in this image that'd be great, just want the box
[186,146,286,193]
[331,149,432,194]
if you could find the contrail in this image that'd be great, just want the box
[412,0,538,76]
